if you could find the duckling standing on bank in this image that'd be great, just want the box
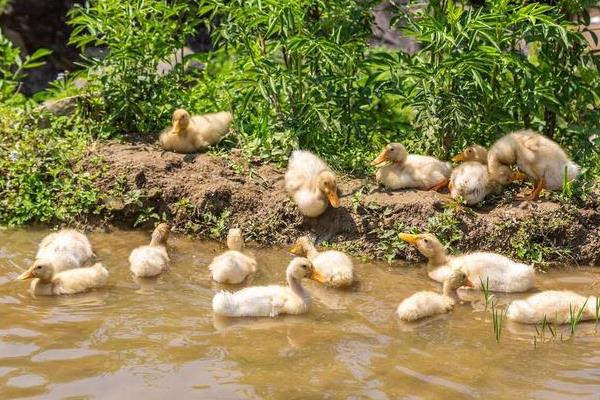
[209,228,257,284]
[159,109,233,153]
[16,261,108,296]
[506,290,598,324]
[449,145,525,205]
[285,150,340,218]
[129,223,170,278]
[36,229,94,272]
[212,257,322,317]
[488,129,580,200]
[371,143,451,191]
[290,236,354,288]
[397,269,473,321]
[399,233,534,292]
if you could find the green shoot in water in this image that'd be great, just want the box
[490,301,506,343]
[595,297,600,325]
[480,277,492,310]
[568,298,589,336]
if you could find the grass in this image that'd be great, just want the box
[568,299,589,336]
[479,277,493,310]
[490,300,506,343]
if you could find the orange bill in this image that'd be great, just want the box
[452,152,466,162]
[310,269,327,284]
[16,267,35,280]
[290,243,303,255]
[463,277,475,288]
[371,149,389,166]
[327,191,340,208]
[398,233,420,245]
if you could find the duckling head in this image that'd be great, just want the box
[16,259,54,283]
[287,257,325,282]
[452,145,488,163]
[227,228,244,251]
[371,143,408,166]
[172,109,191,135]
[446,269,474,290]
[316,171,340,208]
[151,223,170,246]
[290,236,313,256]
[398,233,445,260]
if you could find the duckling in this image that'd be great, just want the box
[16,260,108,296]
[209,228,257,284]
[399,233,534,292]
[488,129,580,200]
[285,150,340,218]
[212,257,323,317]
[371,143,451,191]
[36,229,94,273]
[397,269,473,321]
[290,236,353,287]
[507,290,598,324]
[129,223,170,278]
[159,109,233,153]
[449,145,525,205]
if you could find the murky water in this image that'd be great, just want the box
[1,228,600,399]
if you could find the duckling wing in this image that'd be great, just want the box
[209,251,256,284]
[400,155,451,189]
[212,286,291,317]
[396,291,453,321]
[37,230,93,271]
[129,246,169,277]
[449,252,534,292]
[51,263,109,295]
[312,251,354,287]
[449,162,490,205]
[507,290,591,324]
[285,150,330,192]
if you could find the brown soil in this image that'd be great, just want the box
[88,140,600,267]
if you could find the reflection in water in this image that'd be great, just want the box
[0,228,599,399]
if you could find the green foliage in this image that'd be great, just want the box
[0,108,100,225]
[378,0,600,160]
[67,0,202,137]
[198,0,403,171]
[426,208,463,250]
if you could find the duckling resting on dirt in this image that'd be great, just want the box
[285,150,340,218]
[449,145,525,205]
[371,143,451,191]
[159,109,233,153]
[487,129,580,200]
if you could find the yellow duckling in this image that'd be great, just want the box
[209,228,257,284]
[285,150,340,218]
[212,257,319,317]
[371,143,451,191]
[396,269,473,321]
[159,109,233,153]
[399,233,534,292]
[36,229,94,272]
[507,290,598,324]
[129,223,170,278]
[16,260,108,296]
[449,145,525,205]
[290,236,353,288]
[488,129,580,200]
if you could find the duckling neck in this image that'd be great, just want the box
[442,281,459,303]
[150,238,166,247]
[427,251,448,269]
[287,272,310,306]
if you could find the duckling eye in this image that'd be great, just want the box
[36,266,42,269]
[390,148,394,152]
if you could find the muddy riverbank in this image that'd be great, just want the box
[84,139,600,267]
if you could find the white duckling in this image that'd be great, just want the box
[488,129,580,200]
[371,143,451,191]
[290,236,354,287]
[507,290,598,324]
[129,223,170,278]
[209,228,257,284]
[399,233,534,292]
[449,145,525,205]
[212,257,322,317]
[16,260,108,296]
[159,109,233,153]
[285,150,340,218]
[35,229,94,272]
[397,269,474,321]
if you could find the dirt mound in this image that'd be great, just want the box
[89,141,600,267]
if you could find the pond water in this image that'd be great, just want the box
[1,228,599,399]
